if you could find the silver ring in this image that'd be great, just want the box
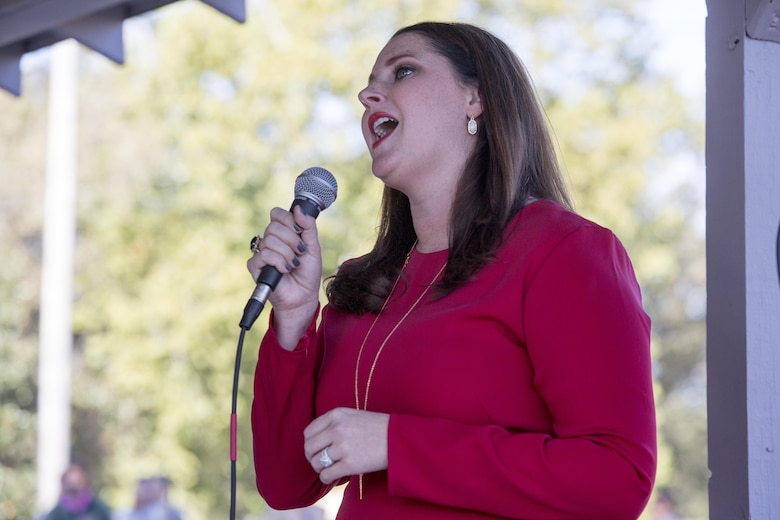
[319,447,334,468]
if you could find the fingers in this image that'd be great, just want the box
[302,408,390,485]
[247,206,316,281]
[303,410,337,471]
[303,409,346,483]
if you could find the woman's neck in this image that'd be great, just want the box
[409,196,451,253]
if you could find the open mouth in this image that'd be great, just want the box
[372,116,398,141]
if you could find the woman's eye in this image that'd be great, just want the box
[394,66,413,80]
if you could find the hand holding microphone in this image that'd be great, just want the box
[240,167,337,331]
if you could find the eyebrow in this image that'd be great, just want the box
[367,51,418,83]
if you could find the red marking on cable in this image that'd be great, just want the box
[230,414,237,461]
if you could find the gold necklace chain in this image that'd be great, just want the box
[352,240,446,499]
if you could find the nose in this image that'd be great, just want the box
[358,82,384,107]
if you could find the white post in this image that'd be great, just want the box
[744,33,780,518]
[36,38,79,515]
[706,0,780,518]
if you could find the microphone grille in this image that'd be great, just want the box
[295,167,338,210]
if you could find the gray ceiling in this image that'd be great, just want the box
[0,0,245,95]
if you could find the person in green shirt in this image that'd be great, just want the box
[45,462,111,520]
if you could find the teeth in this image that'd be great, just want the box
[373,116,398,138]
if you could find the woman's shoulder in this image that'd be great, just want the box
[509,199,609,243]
[499,199,633,271]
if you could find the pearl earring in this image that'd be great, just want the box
[467,115,478,136]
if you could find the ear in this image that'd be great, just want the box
[466,84,483,118]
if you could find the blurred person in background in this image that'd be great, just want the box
[116,476,182,520]
[648,488,683,520]
[44,462,111,520]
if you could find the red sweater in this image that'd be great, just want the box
[252,200,656,519]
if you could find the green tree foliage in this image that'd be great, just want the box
[0,0,706,518]
[0,65,49,520]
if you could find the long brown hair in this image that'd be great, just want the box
[327,22,571,314]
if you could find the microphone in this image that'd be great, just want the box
[239,167,338,330]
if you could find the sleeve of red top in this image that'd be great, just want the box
[387,226,656,520]
[251,306,335,509]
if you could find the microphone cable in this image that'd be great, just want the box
[229,167,337,519]
[230,326,246,520]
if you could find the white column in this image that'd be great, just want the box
[36,38,79,514]
[706,0,780,518]
[744,33,780,518]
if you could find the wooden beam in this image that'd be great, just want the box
[0,0,131,49]
[200,0,246,23]
[0,0,245,95]
[0,42,21,95]
[55,7,126,64]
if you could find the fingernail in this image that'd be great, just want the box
[298,242,307,253]
[292,257,300,267]
[285,263,293,273]
[294,224,303,233]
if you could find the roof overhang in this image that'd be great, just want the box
[0,0,245,95]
